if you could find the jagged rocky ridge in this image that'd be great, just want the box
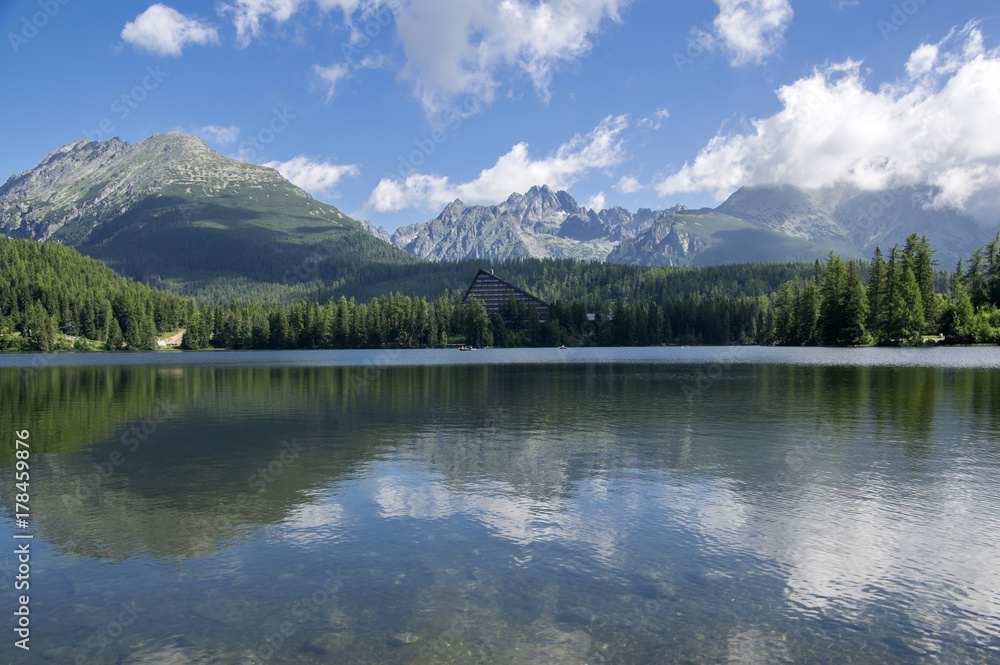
[376,184,993,267]
[4,133,992,276]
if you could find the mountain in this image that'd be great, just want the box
[376,184,993,267]
[6,134,991,303]
[716,183,991,265]
[358,218,391,244]
[0,133,418,293]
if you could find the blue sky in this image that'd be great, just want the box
[2,0,999,231]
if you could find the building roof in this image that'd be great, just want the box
[462,269,550,310]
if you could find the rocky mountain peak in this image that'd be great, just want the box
[0,132,320,242]
[438,199,469,219]
[372,182,990,267]
[498,184,583,232]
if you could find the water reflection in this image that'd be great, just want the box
[0,354,998,663]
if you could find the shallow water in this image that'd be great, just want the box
[1,347,999,663]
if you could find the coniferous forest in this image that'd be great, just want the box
[3,232,1000,352]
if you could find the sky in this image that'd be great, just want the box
[1,0,999,232]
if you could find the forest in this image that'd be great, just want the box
[0,236,194,352]
[768,233,1000,346]
[3,232,1000,352]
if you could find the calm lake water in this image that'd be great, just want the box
[1,347,999,664]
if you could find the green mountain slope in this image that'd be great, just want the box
[0,235,193,351]
[607,207,861,266]
[0,133,419,296]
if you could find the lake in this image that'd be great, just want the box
[1,347,999,664]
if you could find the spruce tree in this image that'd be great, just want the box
[984,232,1000,307]
[842,263,868,345]
[886,266,924,344]
[867,247,886,338]
[912,235,939,330]
[944,276,976,344]
[819,253,846,344]
[106,318,124,350]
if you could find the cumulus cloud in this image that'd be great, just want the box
[616,175,642,194]
[697,0,793,67]
[121,4,219,56]
[217,0,632,117]
[314,62,350,102]
[365,114,628,214]
[263,155,360,197]
[585,192,607,211]
[198,125,240,145]
[657,24,1000,217]
[392,0,633,116]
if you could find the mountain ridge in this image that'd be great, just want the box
[374,183,992,267]
[0,132,419,294]
[4,134,994,301]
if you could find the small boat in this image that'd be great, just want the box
[559,345,567,349]
[459,345,475,351]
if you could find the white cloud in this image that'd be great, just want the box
[905,43,939,78]
[198,125,240,145]
[221,0,361,46]
[391,0,634,115]
[706,0,793,67]
[121,4,219,56]
[365,114,629,214]
[263,155,360,197]
[657,24,1000,217]
[616,175,642,193]
[585,192,606,211]
[357,52,390,70]
[217,0,633,117]
[638,108,669,130]
[314,63,350,102]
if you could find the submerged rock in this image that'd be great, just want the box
[390,631,421,646]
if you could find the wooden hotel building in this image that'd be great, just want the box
[462,269,550,322]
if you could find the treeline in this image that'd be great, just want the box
[177,290,771,350]
[0,236,195,352]
[7,233,780,352]
[767,232,1000,346]
[177,255,819,306]
[8,231,1000,353]
[942,233,1000,343]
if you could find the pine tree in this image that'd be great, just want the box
[841,262,868,345]
[867,247,886,337]
[106,318,124,350]
[462,297,490,347]
[819,253,847,344]
[886,265,924,344]
[912,234,939,330]
[768,281,796,345]
[794,280,820,345]
[943,276,976,343]
[984,232,1000,307]
[967,249,989,309]
[270,309,291,348]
